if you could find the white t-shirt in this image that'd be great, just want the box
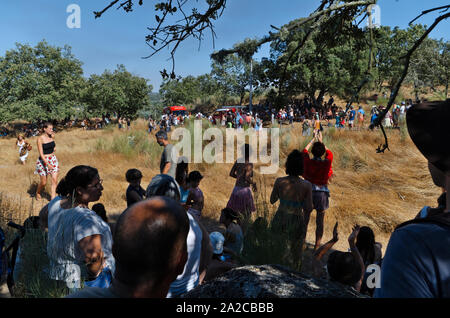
[167,212,202,298]
[47,203,114,288]
[400,105,406,114]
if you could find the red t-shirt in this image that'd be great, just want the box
[302,149,333,186]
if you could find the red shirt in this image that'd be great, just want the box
[302,149,333,186]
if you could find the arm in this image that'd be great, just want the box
[314,222,338,261]
[304,138,315,152]
[162,162,172,174]
[128,190,144,204]
[229,162,238,179]
[38,204,49,230]
[303,182,313,215]
[37,137,47,164]
[78,234,105,278]
[270,179,279,205]
[348,225,365,292]
[198,221,213,284]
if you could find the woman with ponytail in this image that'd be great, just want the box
[35,122,59,200]
[46,165,114,291]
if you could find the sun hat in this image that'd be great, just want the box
[209,232,225,255]
[406,99,450,172]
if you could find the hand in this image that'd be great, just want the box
[252,183,257,192]
[332,222,339,242]
[348,224,360,247]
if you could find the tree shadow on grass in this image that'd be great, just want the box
[27,182,51,201]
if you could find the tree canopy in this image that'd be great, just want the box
[0,41,153,123]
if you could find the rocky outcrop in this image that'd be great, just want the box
[183,264,365,298]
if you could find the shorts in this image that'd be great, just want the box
[349,120,354,126]
[35,154,59,177]
[312,191,330,211]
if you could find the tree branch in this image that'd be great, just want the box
[211,0,376,62]
[409,4,450,25]
[369,11,450,151]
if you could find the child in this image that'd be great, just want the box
[92,203,108,223]
[203,232,236,282]
[16,135,30,165]
[175,157,190,205]
[186,171,204,219]
[219,208,244,261]
[125,169,146,208]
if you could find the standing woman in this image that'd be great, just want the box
[270,150,313,269]
[35,122,59,200]
[226,144,257,220]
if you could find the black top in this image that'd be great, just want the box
[126,185,146,207]
[42,141,55,155]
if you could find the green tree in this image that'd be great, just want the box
[259,21,370,107]
[211,54,259,105]
[0,40,85,123]
[85,65,152,119]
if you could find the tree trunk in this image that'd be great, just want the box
[316,89,326,109]
[446,79,449,99]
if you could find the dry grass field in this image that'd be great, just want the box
[0,115,441,255]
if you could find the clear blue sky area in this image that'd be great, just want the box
[1,0,449,91]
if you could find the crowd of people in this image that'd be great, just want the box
[1,98,449,299]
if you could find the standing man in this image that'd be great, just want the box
[348,106,356,130]
[156,130,177,179]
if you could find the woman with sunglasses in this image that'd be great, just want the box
[46,165,114,292]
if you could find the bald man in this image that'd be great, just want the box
[67,197,189,298]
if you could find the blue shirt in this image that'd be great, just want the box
[374,222,450,298]
[349,110,356,120]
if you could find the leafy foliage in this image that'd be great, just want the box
[0,41,85,123]
[0,42,153,123]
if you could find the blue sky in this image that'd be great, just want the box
[1,0,449,91]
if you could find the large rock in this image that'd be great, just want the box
[183,264,365,298]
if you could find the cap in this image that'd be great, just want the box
[209,232,225,255]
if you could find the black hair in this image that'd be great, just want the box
[311,142,326,158]
[155,130,168,140]
[175,159,189,186]
[187,171,203,183]
[221,208,239,221]
[112,197,189,286]
[285,150,304,176]
[42,122,52,129]
[355,226,376,266]
[56,165,99,197]
[327,251,363,286]
[242,144,251,161]
[92,203,108,223]
[126,169,143,183]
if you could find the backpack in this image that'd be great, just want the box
[0,227,7,282]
